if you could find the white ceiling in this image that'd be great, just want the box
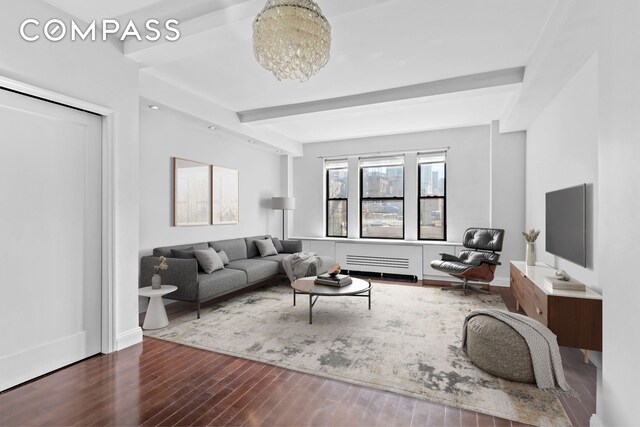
[44,0,557,145]
[43,0,166,22]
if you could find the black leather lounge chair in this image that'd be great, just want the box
[430,228,505,295]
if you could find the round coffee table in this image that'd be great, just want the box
[139,285,177,330]
[291,277,372,324]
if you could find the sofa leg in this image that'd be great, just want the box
[197,297,201,319]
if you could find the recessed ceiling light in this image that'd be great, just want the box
[208,126,217,130]
[248,140,255,143]
[148,105,159,110]
[276,150,282,153]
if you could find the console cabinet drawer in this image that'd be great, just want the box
[509,262,602,351]
[532,284,548,326]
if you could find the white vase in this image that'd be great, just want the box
[526,242,536,266]
[151,274,162,290]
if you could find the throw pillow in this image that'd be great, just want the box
[255,238,278,257]
[280,239,301,253]
[217,250,230,266]
[171,247,195,259]
[271,237,284,253]
[193,248,224,274]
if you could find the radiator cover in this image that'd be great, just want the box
[335,243,422,278]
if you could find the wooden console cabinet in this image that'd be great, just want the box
[510,261,602,352]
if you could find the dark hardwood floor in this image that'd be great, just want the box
[0,280,596,427]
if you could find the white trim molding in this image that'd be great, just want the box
[116,327,144,351]
[0,74,118,355]
[589,414,604,427]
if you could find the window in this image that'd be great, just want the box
[326,159,348,237]
[418,152,446,240]
[360,156,404,239]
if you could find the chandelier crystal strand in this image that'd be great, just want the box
[253,0,331,82]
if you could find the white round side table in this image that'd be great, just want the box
[139,285,177,330]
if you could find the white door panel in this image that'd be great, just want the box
[0,89,101,391]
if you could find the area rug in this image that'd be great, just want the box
[145,282,570,426]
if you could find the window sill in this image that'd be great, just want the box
[290,236,461,246]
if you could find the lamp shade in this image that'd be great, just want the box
[272,197,296,210]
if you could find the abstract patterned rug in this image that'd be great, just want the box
[145,282,570,426]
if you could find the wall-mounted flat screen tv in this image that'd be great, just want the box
[545,184,586,267]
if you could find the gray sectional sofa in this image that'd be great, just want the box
[139,235,333,318]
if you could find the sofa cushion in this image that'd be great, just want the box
[197,269,248,300]
[255,238,278,257]
[259,253,290,273]
[281,240,302,254]
[209,238,247,262]
[153,242,208,257]
[226,258,280,283]
[171,247,195,259]
[271,237,284,252]
[244,235,273,259]
[217,250,230,266]
[194,248,225,274]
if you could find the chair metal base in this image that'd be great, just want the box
[441,278,491,295]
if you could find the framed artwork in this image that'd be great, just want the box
[213,166,239,224]
[173,158,211,226]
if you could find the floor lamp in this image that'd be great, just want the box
[272,197,295,240]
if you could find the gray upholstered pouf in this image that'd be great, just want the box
[466,315,535,383]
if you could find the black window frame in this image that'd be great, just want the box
[359,163,405,240]
[418,160,447,241]
[325,165,348,238]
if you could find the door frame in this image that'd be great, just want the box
[0,75,118,354]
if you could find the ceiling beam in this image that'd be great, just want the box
[499,0,597,132]
[237,67,525,123]
[139,71,303,156]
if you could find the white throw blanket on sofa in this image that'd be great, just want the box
[462,308,576,395]
[282,252,322,282]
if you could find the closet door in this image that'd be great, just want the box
[0,89,102,391]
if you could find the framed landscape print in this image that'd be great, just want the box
[212,166,239,224]
[173,158,211,226]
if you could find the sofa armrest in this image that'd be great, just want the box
[139,256,199,301]
[281,239,302,253]
[439,253,460,262]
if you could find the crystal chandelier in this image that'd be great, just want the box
[253,0,331,82]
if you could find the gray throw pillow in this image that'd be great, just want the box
[217,250,230,266]
[271,237,284,253]
[255,238,278,257]
[193,248,224,274]
[280,240,301,253]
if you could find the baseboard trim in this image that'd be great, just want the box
[491,277,510,287]
[116,327,143,351]
[590,413,604,427]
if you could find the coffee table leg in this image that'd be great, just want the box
[309,295,313,324]
[293,289,296,306]
[368,289,371,310]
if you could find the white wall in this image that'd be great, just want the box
[139,107,282,255]
[0,0,140,350]
[522,2,640,422]
[597,2,640,425]
[525,53,599,288]
[490,121,526,280]
[292,125,525,283]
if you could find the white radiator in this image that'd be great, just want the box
[335,243,422,278]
